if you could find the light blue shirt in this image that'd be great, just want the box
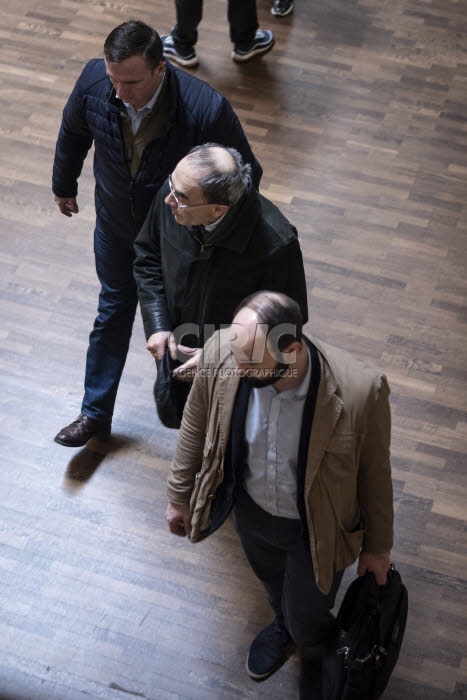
[123,73,165,135]
[243,348,312,518]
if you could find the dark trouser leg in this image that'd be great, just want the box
[282,541,343,649]
[81,223,138,421]
[233,489,289,625]
[227,0,258,49]
[172,0,203,49]
[281,523,343,699]
[234,489,343,697]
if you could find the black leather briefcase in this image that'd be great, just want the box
[322,564,408,700]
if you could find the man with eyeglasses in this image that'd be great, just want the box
[52,20,262,448]
[133,143,308,385]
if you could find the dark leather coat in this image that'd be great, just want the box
[133,181,309,343]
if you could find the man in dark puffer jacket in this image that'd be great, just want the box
[133,144,308,382]
[52,20,262,447]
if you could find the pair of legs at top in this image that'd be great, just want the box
[161,0,276,68]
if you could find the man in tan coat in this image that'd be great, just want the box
[165,291,394,697]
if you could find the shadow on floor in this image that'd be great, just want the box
[62,434,137,490]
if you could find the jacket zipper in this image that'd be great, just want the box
[129,179,135,224]
[112,102,138,230]
[192,232,213,255]
[199,266,212,343]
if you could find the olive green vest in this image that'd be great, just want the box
[121,79,169,178]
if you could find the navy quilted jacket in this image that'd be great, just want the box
[52,59,262,242]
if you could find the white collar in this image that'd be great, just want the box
[123,71,165,116]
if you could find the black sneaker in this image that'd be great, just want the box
[271,0,294,17]
[246,618,295,681]
[232,30,275,63]
[161,35,199,68]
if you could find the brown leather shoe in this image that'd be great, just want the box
[54,413,111,447]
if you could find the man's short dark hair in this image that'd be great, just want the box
[186,143,252,206]
[103,20,163,70]
[234,291,303,351]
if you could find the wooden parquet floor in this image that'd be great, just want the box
[1,0,466,698]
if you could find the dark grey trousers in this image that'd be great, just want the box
[233,488,343,650]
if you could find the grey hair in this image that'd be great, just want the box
[186,143,252,206]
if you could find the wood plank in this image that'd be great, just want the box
[0,0,466,697]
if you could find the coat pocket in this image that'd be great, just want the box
[189,440,224,540]
[324,431,360,478]
[334,527,365,572]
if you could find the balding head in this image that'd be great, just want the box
[183,143,252,206]
[197,145,237,173]
[230,291,306,390]
[233,291,304,353]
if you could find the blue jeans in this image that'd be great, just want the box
[233,488,343,650]
[81,224,139,420]
[172,0,258,50]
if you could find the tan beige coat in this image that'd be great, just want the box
[167,330,394,595]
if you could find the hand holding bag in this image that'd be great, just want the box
[322,564,408,700]
[153,349,191,429]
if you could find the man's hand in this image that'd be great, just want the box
[55,196,79,217]
[172,345,202,382]
[166,501,192,537]
[147,331,177,360]
[357,550,391,586]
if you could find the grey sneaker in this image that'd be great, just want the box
[161,34,199,68]
[232,30,275,63]
[271,0,294,16]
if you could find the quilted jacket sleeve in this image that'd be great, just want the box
[52,61,95,198]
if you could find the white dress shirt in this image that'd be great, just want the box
[243,348,312,518]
